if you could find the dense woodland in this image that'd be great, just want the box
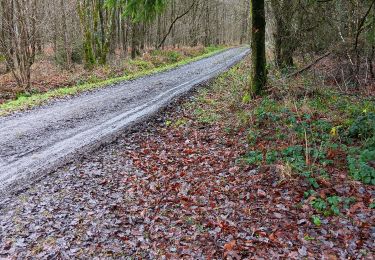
[0,0,374,93]
[262,0,375,93]
[0,0,248,90]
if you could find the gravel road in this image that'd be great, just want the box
[0,47,249,195]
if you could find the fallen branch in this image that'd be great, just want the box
[288,52,331,78]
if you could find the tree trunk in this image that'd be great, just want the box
[251,0,267,95]
[0,0,14,73]
[60,0,71,67]
[77,0,96,68]
[240,0,250,44]
[131,23,141,59]
[189,1,199,47]
[204,1,210,46]
[122,17,129,56]
[369,45,375,79]
[140,23,145,51]
[270,0,295,68]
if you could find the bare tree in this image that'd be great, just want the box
[0,0,39,90]
[60,0,72,68]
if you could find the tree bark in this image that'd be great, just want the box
[270,0,295,68]
[251,0,267,95]
[131,22,141,59]
[240,0,250,44]
[60,0,71,67]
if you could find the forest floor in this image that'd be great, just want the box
[0,56,374,259]
[0,46,223,107]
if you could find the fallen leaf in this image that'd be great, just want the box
[224,240,236,251]
[257,189,267,197]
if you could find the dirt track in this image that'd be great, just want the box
[0,47,249,194]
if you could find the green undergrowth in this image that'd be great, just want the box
[185,56,374,222]
[0,46,225,116]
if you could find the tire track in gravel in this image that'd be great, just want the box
[0,47,250,195]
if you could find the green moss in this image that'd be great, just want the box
[128,59,154,70]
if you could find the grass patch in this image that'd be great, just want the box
[0,46,226,116]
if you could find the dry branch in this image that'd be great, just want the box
[288,52,331,78]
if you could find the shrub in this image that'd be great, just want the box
[71,45,83,64]
[128,59,154,70]
[55,44,83,66]
[166,51,181,63]
[348,112,375,140]
[348,148,375,185]
[311,196,342,216]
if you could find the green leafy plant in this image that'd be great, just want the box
[311,196,342,216]
[343,197,356,209]
[243,150,263,165]
[166,51,182,62]
[365,136,375,149]
[304,235,315,241]
[246,129,259,145]
[348,112,375,140]
[165,120,172,127]
[311,119,333,133]
[301,171,320,188]
[311,198,327,212]
[304,189,316,198]
[281,145,306,171]
[129,59,154,70]
[174,118,188,127]
[327,196,341,215]
[311,215,322,226]
[242,93,251,104]
[348,148,375,185]
[266,150,278,164]
[255,111,281,125]
[193,107,221,124]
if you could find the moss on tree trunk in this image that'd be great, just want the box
[271,0,295,69]
[131,23,141,59]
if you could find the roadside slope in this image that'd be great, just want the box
[0,47,249,193]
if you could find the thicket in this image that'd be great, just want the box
[0,0,247,90]
[266,0,375,89]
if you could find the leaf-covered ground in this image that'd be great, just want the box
[1,57,374,259]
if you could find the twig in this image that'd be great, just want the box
[287,52,331,78]
[330,72,344,92]
[304,129,309,166]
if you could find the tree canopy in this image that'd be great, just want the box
[121,0,168,22]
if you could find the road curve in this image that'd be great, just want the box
[0,47,249,193]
